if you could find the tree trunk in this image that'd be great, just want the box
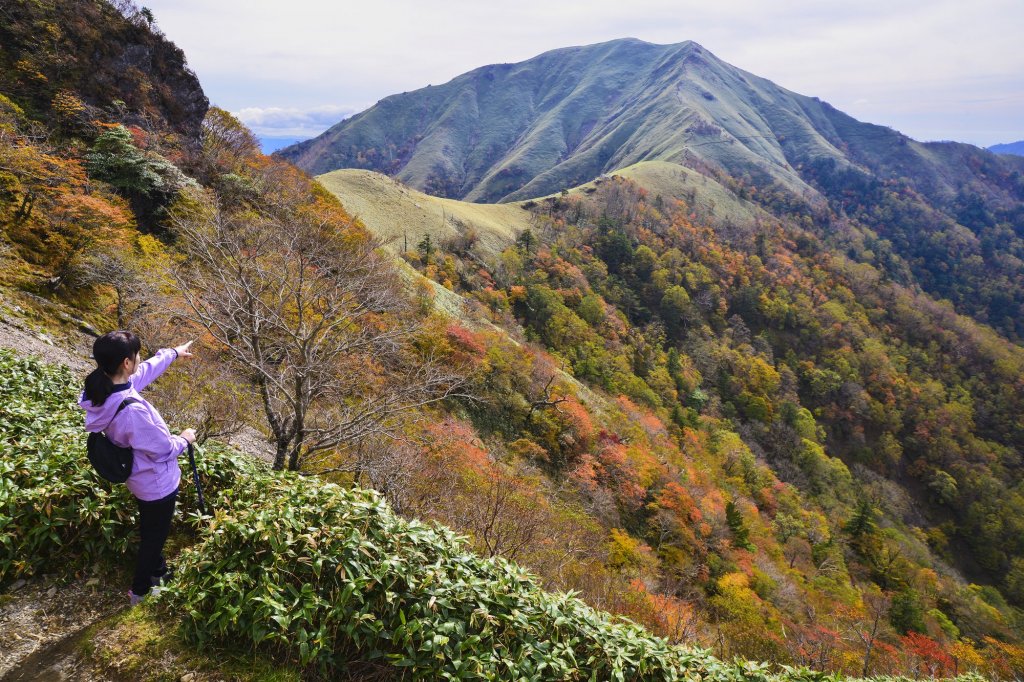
[115,287,125,328]
[273,443,288,471]
[286,378,305,471]
[14,192,33,224]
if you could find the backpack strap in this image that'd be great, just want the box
[105,397,140,432]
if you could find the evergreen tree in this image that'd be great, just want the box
[516,228,535,255]
[417,233,434,261]
[726,501,755,551]
[890,589,926,634]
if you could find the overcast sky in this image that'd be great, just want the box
[141,0,1023,148]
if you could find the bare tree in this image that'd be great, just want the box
[846,586,892,677]
[144,346,253,445]
[167,187,465,471]
[461,466,546,562]
[524,374,568,425]
[356,436,423,514]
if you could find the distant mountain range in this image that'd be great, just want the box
[989,140,1024,156]
[259,136,309,154]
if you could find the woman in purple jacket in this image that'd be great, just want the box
[79,330,196,606]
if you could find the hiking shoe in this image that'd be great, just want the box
[128,590,146,607]
[151,568,175,587]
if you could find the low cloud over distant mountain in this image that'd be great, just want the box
[235,103,358,140]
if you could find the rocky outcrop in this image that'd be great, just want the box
[0,0,208,142]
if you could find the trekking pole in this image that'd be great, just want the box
[187,443,207,515]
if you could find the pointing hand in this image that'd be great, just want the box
[174,340,195,359]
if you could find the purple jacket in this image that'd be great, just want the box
[79,348,187,501]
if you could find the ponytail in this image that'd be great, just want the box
[83,330,142,406]
[84,368,116,406]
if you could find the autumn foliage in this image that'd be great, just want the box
[401,174,1024,678]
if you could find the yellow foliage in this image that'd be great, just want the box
[607,528,658,577]
[950,640,984,673]
[719,571,750,591]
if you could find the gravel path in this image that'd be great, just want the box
[0,296,95,374]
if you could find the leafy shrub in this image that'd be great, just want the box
[0,350,136,584]
[162,471,708,679]
[84,124,197,228]
[85,126,192,197]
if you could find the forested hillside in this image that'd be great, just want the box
[282,38,1024,342]
[379,174,1024,676]
[3,1,1024,680]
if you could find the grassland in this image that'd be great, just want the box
[317,169,535,257]
[317,160,772,261]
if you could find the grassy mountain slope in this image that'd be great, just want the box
[280,38,835,203]
[317,169,534,256]
[571,160,769,226]
[283,38,1024,341]
[282,38,1023,213]
[320,162,769,259]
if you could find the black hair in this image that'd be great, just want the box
[83,330,142,406]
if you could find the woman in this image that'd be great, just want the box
[79,330,196,606]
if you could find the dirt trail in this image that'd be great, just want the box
[2,621,114,681]
[0,293,107,678]
[0,577,124,681]
[0,295,122,679]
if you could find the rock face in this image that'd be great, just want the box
[101,32,209,141]
[0,0,208,141]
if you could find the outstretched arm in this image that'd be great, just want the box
[130,340,194,391]
[130,348,177,391]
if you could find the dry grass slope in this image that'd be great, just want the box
[317,170,535,257]
[318,161,773,261]
[572,160,770,226]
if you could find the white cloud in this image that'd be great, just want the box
[233,104,360,138]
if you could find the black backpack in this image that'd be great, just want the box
[86,397,139,483]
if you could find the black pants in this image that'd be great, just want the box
[131,488,177,596]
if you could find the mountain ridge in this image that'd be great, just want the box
[990,140,1024,156]
[283,39,832,200]
[279,37,1022,210]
